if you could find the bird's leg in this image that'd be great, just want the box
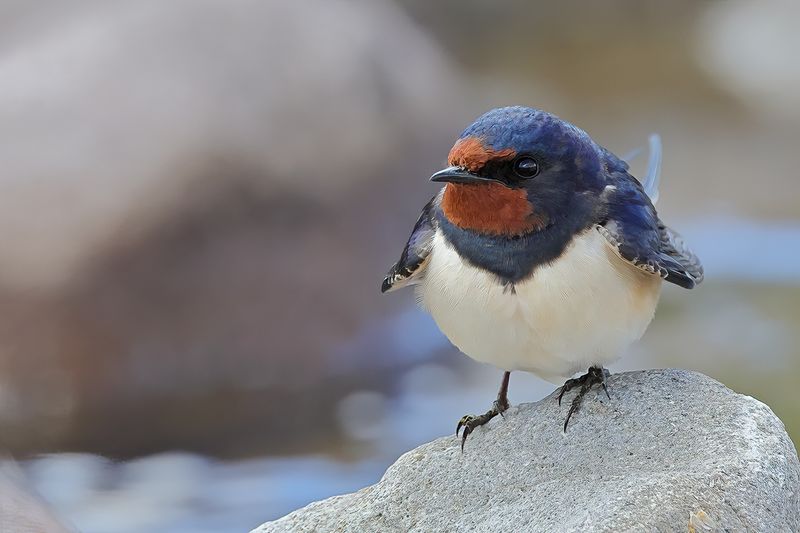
[557,366,611,432]
[456,371,510,451]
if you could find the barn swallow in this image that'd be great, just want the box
[382,106,703,449]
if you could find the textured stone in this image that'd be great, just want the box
[253,369,800,532]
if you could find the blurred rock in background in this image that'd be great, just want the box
[0,0,465,457]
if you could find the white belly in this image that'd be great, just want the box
[418,228,662,383]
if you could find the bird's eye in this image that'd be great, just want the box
[513,156,539,179]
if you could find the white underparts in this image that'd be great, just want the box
[417,227,662,383]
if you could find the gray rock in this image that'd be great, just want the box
[252,369,800,533]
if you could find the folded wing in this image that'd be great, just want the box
[599,174,703,290]
[381,194,438,293]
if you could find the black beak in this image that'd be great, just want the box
[429,166,496,185]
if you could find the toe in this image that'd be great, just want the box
[456,415,473,437]
[460,426,473,451]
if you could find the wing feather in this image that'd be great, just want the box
[381,194,438,293]
[657,223,704,285]
[599,173,703,290]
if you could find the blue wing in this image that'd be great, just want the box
[600,174,703,289]
[381,194,438,293]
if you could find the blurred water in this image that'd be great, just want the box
[19,365,550,533]
[683,216,800,282]
[22,453,384,533]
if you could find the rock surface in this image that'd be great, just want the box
[253,369,800,532]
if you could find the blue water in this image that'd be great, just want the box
[682,216,800,283]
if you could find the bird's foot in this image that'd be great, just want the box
[557,366,611,431]
[456,397,509,452]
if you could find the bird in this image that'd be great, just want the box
[381,106,703,449]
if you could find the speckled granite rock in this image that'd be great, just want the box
[252,369,800,533]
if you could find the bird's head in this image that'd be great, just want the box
[432,106,607,237]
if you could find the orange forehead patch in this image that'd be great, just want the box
[447,137,516,172]
[441,182,548,237]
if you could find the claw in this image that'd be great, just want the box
[563,395,581,432]
[601,368,611,399]
[456,371,512,451]
[455,412,494,451]
[457,416,478,451]
[460,425,473,452]
[557,366,612,432]
[456,415,472,437]
[557,376,580,406]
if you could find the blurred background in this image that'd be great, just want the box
[0,0,798,531]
